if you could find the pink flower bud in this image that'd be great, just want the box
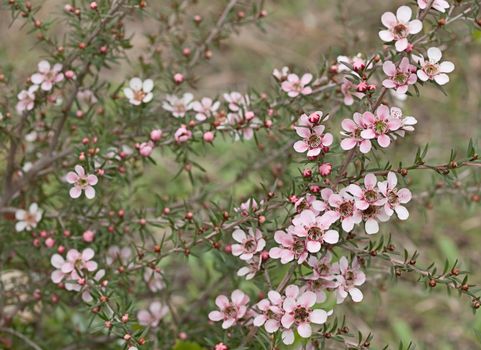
[64,4,74,13]
[178,332,188,340]
[405,43,414,53]
[302,168,312,178]
[45,237,55,248]
[319,162,332,176]
[83,230,95,242]
[57,245,65,254]
[150,129,163,142]
[203,131,215,142]
[139,141,154,157]
[90,2,98,10]
[65,70,76,80]
[245,111,255,121]
[310,185,321,193]
[33,238,41,247]
[308,112,321,124]
[261,251,269,261]
[174,73,184,84]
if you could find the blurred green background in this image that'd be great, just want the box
[1,0,481,348]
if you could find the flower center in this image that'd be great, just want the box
[388,190,399,205]
[394,72,408,84]
[308,134,322,148]
[293,306,310,323]
[24,213,37,225]
[424,63,439,77]
[307,227,324,241]
[293,238,306,255]
[134,90,146,102]
[393,23,408,38]
[339,201,354,217]
[224,305,238,318]
[364,189,378,202]
[243,238,257,253]
[362,205,377,218]
[77,177,89,188]
[374,120,388,134]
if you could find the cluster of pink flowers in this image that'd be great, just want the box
[293,112,333,158]
[269,209,338,264]
[16,60,64,113]
[318,172,412,234]
[340,104,416,153]
[50,248,104,302]
[210,253,367,345]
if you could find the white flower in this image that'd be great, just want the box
[191,97,220,121]
[15,203,43,232]
[162,93,194,118]
[123,77,154,105]
[16,85,38,114]
[417,0,449,13]
[412,47,455,85]
[31,60,64,91]
[378,6,423,52]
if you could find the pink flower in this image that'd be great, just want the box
[50,248,98,284]
[31,60,64,91]
[290,210,339,253]
[139,141,154,157]
[143,267,165,292]
[378,6,423,52]
[16,85,38,114]
[162,93,193,117]
[293,113,333,157]
[378,171,412,220]
[389,107,417,138]
[231,228,266,261]
[412,47,455,85]
[382,57,417,94]
[235,198,263,215]
[360,104,402,148]
[174,125,192,143]
[137,301,168,327]
[208,290,250,329]
[417,0,449,13]
[15,203,43,232]
[273,66,289,81]
[192,97,220,121]
[253,290,284,332]
[332,257,366,303]
[294,193,327,215]
[237,255,262,280]
[269,230,309,264]
[203,131,215,142]
[341,78,364,106]
[280,285,328,344]
[281,73,313,97]
[326,189,362,232]
[310,189,334,213]
[361,203,390,234]
[123,78,154,105]
[66,165,98,199]
[340,113,372,154]
[106,245,132,266]
[77,89,98,105]
[223,92,250,112]
[347,173,386,210]
[214,343,229,350]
